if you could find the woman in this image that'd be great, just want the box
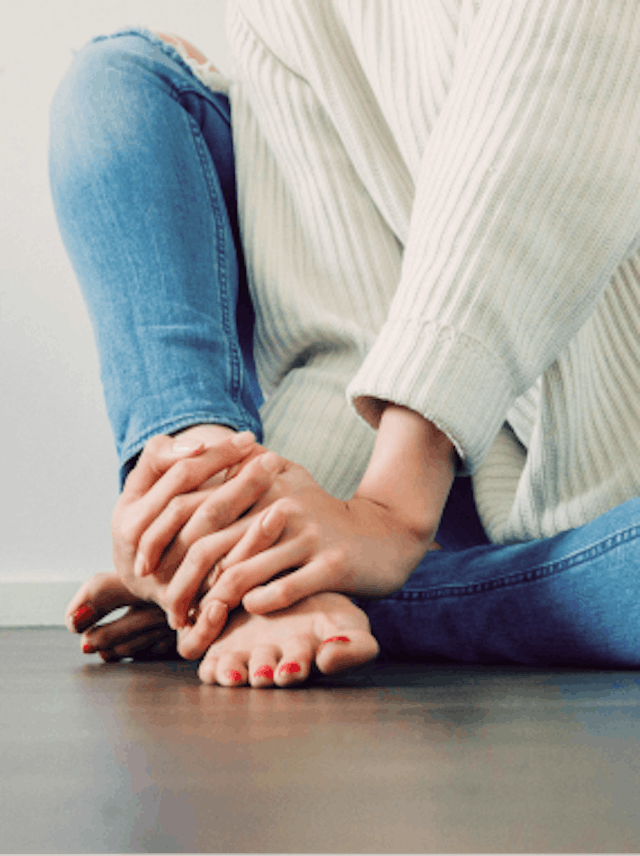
[53,1,640,687]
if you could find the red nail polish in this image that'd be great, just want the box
[279,662,301,674]
[72,604,96,632]
[321,636,351,645]
[100,651,117,662]
[82,643,95,654]
[227,670,243,682]
[254,666,274,680]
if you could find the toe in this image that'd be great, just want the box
[248,645,280,687]
[215,652,250,686]
[314,629,379,675]
[274,640,314,687]
[66,572,142,633]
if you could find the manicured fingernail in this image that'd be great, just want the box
[172,439,205,455]
[82,642,95,654]
[232,431,255,449]
[320,636,351,645]
[279,662,301,674]
[100,651,118,662]
[227,670,243,682]
[254,665,274,680]
[71,603,96,632]
[134,553,147,578]
[260,452,280,473]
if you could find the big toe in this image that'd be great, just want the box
[66,572,140,633]
[314,629,379,675]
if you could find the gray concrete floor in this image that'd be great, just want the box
[2,628,640,853]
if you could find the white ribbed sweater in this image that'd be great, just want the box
[199,0,640,543]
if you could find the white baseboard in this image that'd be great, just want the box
[0,581,86,626]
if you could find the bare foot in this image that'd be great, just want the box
[179,591,379,687]
[66,572,177,662]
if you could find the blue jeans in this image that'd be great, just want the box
[49,30,640,668]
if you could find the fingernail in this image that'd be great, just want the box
[227,670,243,682]
[100,651,119,663]
[261,505,283,537]
[71,603,96,633]
[172,439,205,455]
[254,665,274,680]
[134,553,147,578]
[320,636,351,645]
[260,452,280,473]
[232,431,255,449]
[82,642,95,654]
[207,600,228,623]
[279,662,301,674]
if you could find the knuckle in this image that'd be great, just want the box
[167,494,189,518]
[323,547,346,576]
[145,434,166,458]
[187,538,213,569]
[200,502,224,530]
[116,518,139,550]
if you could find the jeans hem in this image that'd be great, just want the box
[120,412,262,469]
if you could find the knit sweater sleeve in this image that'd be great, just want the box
[346,1,640,473]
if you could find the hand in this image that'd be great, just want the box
[111,426,285,608]
[165,461,436,654]
[170,404,455,657]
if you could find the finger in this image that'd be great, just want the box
[82,602,169,652]
[66,572,145,633]
[121,434,206,501]
[215,502,287,571]
[179,452,286,544]
[138,451,285,579]
[163,517,252,629]
[176,599,228,660]
[206,537,312,611]
[242,550,345,614]
[134,491,207,578]
[118,432,256,553]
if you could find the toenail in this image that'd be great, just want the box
[227,670,243,682]
[71,604,96,632]
[82,643,95,654]
[254,666,274,680]
[320,636,351,645]
[279,662,301,674]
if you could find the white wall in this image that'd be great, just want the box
[1,1,228,622]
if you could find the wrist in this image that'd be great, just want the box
[354,403,455,541]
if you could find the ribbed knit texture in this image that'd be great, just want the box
[215,0,640,542]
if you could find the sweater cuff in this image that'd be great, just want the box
[347,320,517,475]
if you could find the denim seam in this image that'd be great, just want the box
[393,524,640,602]
[184,112,245,409]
